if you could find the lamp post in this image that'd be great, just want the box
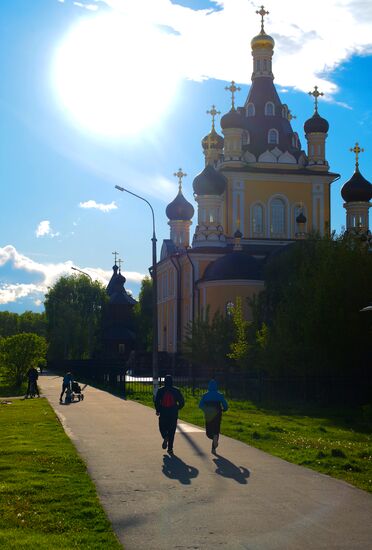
[71,266,93,281]
[115,184,159,395]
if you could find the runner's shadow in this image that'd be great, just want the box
[162,455,199,485]
[213,455,250,484]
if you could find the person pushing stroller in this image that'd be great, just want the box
[59,372,73,403]
[199,380,228,453]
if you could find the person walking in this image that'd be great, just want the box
[25,367,40,398]
[155,374,184,455]
[59,372,73,403]
[199,380,228,453]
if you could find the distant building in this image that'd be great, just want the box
[102,262,137,359]
[156,6,371,355]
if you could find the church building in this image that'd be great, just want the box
[156,6,372,355]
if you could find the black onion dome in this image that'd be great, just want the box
[193,164,227,196]
[341,169,372,203]
[202,252,262,282]
[304,111,329,134]
[296,212,307,224]
[166,190,194,221]
[234,229,243,238]
[202,128,224,150]
[221,108,245,130]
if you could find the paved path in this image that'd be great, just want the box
[39,374,372,550]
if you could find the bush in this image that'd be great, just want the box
[0,333,47,387]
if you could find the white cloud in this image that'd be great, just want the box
[81,0,372,98]
[35,220,60,238]
[0,245,145,305]
[79,200,118,212]
[73,1,98,11]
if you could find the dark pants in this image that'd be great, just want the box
[60,383,70,401]
[204,402,222,440]
[26,380,39,397]
[159,413,178,451]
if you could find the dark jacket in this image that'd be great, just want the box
[27,368,39,382]
[155,375,184,416]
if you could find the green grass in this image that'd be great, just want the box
[131,391,372,493]
[0,398,122,549]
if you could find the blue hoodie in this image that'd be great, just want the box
[199,380,228,412]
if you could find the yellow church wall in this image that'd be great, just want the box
[198,280,264,321]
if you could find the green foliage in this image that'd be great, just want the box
[228,297,252,369]
[0,311,46,338]
[45,275,108,360]
[0,333,47,387]
[134,276,153,351]
[254,232,372,376]
[183,307,234,369]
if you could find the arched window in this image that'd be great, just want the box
[268,129,279,144]
[292,134,298,148]
[282,105,288,118]
[256,60,261,71]
[263,59,268,71]
[242,131,250,145]
[270,198,285,236]
[252,204,264,234]
[246,103,255,117]
[265,102,275,116]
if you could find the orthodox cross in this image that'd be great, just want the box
[118,258,123,271]
[308,85,324,112]
[112,251,119,265]
[256,5,269,33]
[225,80,241,110]
[350,142,364,169]
[287,109,296,121]
[174,168,187,192]
[206,105,221,131]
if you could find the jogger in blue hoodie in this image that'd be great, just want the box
[199,380,228,453]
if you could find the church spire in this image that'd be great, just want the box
[350,142,364,172]
[250,5,274,80]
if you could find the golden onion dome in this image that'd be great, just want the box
[251,32,275,49]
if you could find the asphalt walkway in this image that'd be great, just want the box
[39,374,372,550]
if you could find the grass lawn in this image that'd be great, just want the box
[0,398,121,549]
[130,391,372,493]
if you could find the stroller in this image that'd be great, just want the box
[71,381,84,402]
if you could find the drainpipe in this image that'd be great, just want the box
[170,254,181,353]
[185,249,195,323]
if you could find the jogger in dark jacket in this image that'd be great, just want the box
[199,380,228,453]
[155,375,184,455]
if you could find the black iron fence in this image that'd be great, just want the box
[48,358,372,406]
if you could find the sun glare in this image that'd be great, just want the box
[52,13,181,138]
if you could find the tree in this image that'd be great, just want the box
[254,232,372,377]
[45,274,108,360]
[228,297,252,369]
[0,311,46,338]
[183,307,234,371]
[133,277,153,351]
[0,333,47,387]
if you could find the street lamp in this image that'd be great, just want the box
[115,184,159,395]
[71,266,93,281]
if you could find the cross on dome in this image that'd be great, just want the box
[118,258,123,271]
[350,142,364,169]
[206,105,221,130]
[256,5,269,33]
[308,86,324,112]
[287,109,296,121]
[112,251,119,265]
[224,81,241,110]
[174,168,187,191]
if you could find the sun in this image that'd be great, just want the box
[52,13,181,138]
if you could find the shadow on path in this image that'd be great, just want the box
[213,455,250,484]
[162,454,199,485]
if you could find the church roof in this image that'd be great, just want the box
[106,264,137,306]
[201,251,263,282]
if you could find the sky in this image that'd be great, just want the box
[1,0,372,313]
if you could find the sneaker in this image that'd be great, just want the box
[167,449,174,455]
[213,435,219,449]
[162,438,168,450]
